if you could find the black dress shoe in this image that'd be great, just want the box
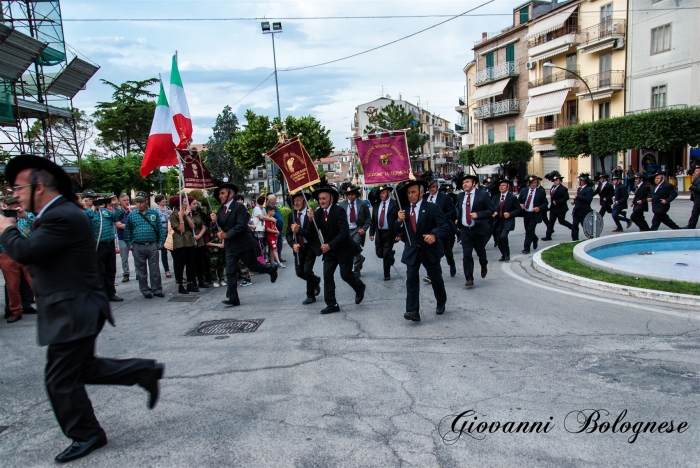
[314,281,321,297]
[222,299,241,307]
[303,297,316,305]
[178,285,189,294]
[627,220,633,228]
[498,256,506,262]
[198,281,210,289]
[122,275,129,283]
[384,275,391,281]
[533,239,538,250]
[355,284,366,304]
[187,283,200,293]
[55,433,108,463]
[7,314,22,323]
[465,279,474,287]
[612,228,623,232]
[144,293,153,299]
[270,265,279,283]
[109,295,124,302]
[279,258,288,263]
[522,250,530,254]
[138,363,165,409]
[404,311,421,322]
[321,304,340,314]
[504,256,510,262]
[450,265,457,277]
[154,293,165,298]
[354,271,361,278]
[436,306,445,315]
[542,237,552,241]
[481,266,487,278]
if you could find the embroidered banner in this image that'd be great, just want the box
[178,149,217,189]
[266,136,320,194]
[352,130,412,185]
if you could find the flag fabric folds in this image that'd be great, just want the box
[170,55,192,149]
[179,149,217,190]
[140,81,178,177]
[352,130,413,185]
[266,136,320,194]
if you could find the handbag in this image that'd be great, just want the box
[255,237,266,265]
[164,222,174,251]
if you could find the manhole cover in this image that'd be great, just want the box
[169,296,200,302]
[675,263,689,267]
[185,319,264,336]
[0,426,8,435]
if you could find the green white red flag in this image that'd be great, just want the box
[169,55,192,149]
[140,81,178,177]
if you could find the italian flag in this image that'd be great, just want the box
[170,55,192,149]
[140,81,178,177]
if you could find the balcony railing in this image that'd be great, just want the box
[473,99,520,119]
[455,123,464,131]
[475,61,519,86]
[528,117,578,132]
[528,24,581,47]
[581,70,624,92]
[529,68,580,89]
[579,19,625,46]
[626,104,688,115]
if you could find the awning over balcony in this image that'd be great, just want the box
[534,144,556,152]
[530,45,570,62]
[525,5,578,40]
[581,41,614,54]
[523,89,569,118]
[470,77,510,101]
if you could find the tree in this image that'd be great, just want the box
[24,109,95,167]
[363,101,427,155]
[281,115,333,160]
[458,148,480,173]
[93,78,159,156]
[203,105,247,190]
[473,141,533,171]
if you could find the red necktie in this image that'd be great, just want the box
[464,192,471,225]
[499,194,505,217]
[324,209,328,221]
[551,186,555,195]
[297,212,305,248]
[410,204,417,232]
[429,195,434,203]
[379,201,386,228]
[223,204,227,215]
[525,190,534,210]
[349,202,356,223]
[577,186,582,195]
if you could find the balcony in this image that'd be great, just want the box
[579,19,625,54]
[473,99,520,120]
[626,104,688,115]
[475,62,519,86]
[528,69,581,97]
[528,25,583,61]
[455,96,467,112]
[528,118,578,140]
[576,70,624,101]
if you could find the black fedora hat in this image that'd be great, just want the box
[286,191,311,207]
[311,178,339,202]
[368,183,393,205]
[544,170,564,181]
[6,155,74,200]
[343,184,362,196]
[452,171,478,188]
[396,179,429,205]
[498,178,514,187]
[213,182,238,200]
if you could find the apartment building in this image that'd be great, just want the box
[626,0,700,171]
[455,61,476,149]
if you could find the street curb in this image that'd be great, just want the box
[531,245,700,307]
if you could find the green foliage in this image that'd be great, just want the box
[473,141,533,168]
[80,153,180,195]
[554,107,700,158]
[93,78,159,156]
[355,161,363,175]
[317,166,326,180]
[203,105,247,190]
[225,111,334,171]
[278,205,292,236]
[458,148,478,170]
[363,101,427,155]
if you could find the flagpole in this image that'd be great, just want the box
[392,184,412,246]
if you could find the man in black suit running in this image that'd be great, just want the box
[0,156,164,464]
[369,184,399,281]
[286,191,321,305]
[647,173,680,231]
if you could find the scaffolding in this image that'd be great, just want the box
[0,1,99,161]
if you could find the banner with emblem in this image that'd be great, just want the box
[178,149,217,190]
[352,130,412,185]
[266,135,320,194]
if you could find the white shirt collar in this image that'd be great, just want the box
[37,195,62,218]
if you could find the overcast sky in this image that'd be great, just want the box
[63,0,523,152]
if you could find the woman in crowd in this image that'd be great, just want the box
[154,194,172,278]
[190,199,211,289]
[169,195,198,294]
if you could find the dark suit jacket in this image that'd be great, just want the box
[549,184,570,214]
[394,201,449,266]
[338,199,371,246]
[285,209,322,256]
[690,176,700,205]
[423,191,457,236]
[2,196,113,346]
[517,186,549,223]
[217,201,256,254]
[632,183,651,212]
[455,189,494,236]
[651,181,677,214]
[572,186,594,217]
[494,192,522,232]
[595,182,615,209]
[314,204,362,262]
[613,184,628,209]
[369,198,398,239]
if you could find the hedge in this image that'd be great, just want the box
[553,107,700,158]
[474,140,533,167]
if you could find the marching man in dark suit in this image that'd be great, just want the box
[630,173,652,231]
[369,184,399,281]
[0,156,164,464]
[594,173,614,217]
[422,172,458,277]
[611,174,632,232]
[518,175,548,254]
[571,173,595,241]
[542,171,572,241]
[394,179,449,322]
[684,166,700,229]
[286,191,322,305]
[493,179,521,262]
[338,185,370,277]
[647,173,680,231]
[454,172,493,288]
[211,182,278,307]
[307,181,366,314]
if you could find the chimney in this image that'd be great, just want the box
[482,32,487,39]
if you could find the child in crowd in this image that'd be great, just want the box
[264,205,284,268]
[205,225,226,287]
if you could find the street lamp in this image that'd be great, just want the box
[158,165,168,194]
[543,62,594,123]
[261,21,286,200]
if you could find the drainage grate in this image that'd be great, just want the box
[185,319,264,336]
[169,296,200,302]
[0,426,8,435]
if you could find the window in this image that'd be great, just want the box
[542,64,552,83]
[257,167,264,178]
[506,44,515,63]
[487,129,494,144]
[566,53,577,71]
[651,24,671,54]
[600,3,612,24]
[565,100,577,123]
[651,85,667,108]
[598,101,611,120]
[599,52,612,86]
[258,182,265,192]
[485,52,494,69]
[519,7,529,24]
[507,125,516,142]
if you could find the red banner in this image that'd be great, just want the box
[266,136,320,194]
[352,130,412,185]
[178,149,217,190]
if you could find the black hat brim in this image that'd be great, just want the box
[312,187,339,202]
[213,183,238,199]
[286,191,311,207]
[6,155,74,199]
[453,174,479,187]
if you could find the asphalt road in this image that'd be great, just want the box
[0,200,698,467]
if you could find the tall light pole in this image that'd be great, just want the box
[261,21,286,201]
[158,165,168,194]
